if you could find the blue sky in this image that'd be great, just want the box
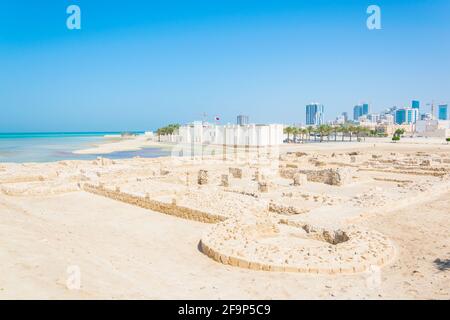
[1,0,449,132]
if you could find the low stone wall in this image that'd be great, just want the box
[359,168,447,177]
[298,168,353,186]
[83,184,226,224]
[200,217,396,274]
[279,168,353,186]
[268,202,308,215]
[1,181,80,196]
[229,167,243,179]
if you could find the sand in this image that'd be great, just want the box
[0,138,449,299]
[73,135,164,155]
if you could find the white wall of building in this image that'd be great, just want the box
[416,120,450,138]
[178,122,284,146]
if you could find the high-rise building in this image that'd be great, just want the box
[438,104,449,120]
[306,103,324,126]
[412,100,420,110]
[237,115,249,125]
[395,108,419,124]
[395,109,406,124]
[341,112,348,122]
[362,103,370,115]
[353,105,363,121]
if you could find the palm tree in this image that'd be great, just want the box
[156,123,181,142]
[289,127,296,143]
[347,125,356,142]
[333,125,339,141]
[324,125,333,142]
[316,125,325,142]
[307,126,314,142]
[284,127,293,143]
[301,128,308,143]
[292,127,301,141]
[298,128,303,143]
[361,127,371,141]
[340,124,348,142]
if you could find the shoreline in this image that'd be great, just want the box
[72,135,176,155]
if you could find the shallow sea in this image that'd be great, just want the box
[0,132,170,163]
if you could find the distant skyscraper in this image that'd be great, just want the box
[237,115,249,125]
[353,105,363,121]
[395,109,406,124]
[438,104,449,120]
[412,100,420,110]
[306,103,324,126]
[362,103,370,115]
[341,112,348,122]
[395,108,419,124]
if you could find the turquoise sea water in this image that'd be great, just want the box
[0,132,170,163]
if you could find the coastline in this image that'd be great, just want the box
[72,135,174,155]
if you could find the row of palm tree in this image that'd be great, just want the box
[156,123,180,135]
[283,124,376,143]
[156,124,180,141]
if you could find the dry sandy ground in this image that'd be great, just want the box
[1,188,448,299]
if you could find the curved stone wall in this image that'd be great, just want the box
[200,216,396,274]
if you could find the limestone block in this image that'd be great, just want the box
[160,168,170,175]
[253,169,261,182]
[249,262,262,271]
[298,168,354,186]
[258,182,268,193]
[198,170,208,185]
[279,168,296,179]
[229,167,242,179]
[220,174,229,187]
[293,173,307,186]
[420,160,431,166]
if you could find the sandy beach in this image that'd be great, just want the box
[1,138,449,299]
[72,135,159,155]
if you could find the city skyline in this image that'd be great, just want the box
[1,1,450,132]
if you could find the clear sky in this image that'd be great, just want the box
[1,0,449,132]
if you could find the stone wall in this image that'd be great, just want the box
[279,168,353,186]
[200,218,396,274]
[83,184,226,224]
[298,168,353,186]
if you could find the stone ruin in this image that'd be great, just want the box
[220,174,229,187]
[293,173,307,186]
[8,147,447,275]
[229,167,242,179]
[298,168,353,186]
[200,215,396,274]
[197,170,208,185]
[258,181,268,193]
[280,168,354,186]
